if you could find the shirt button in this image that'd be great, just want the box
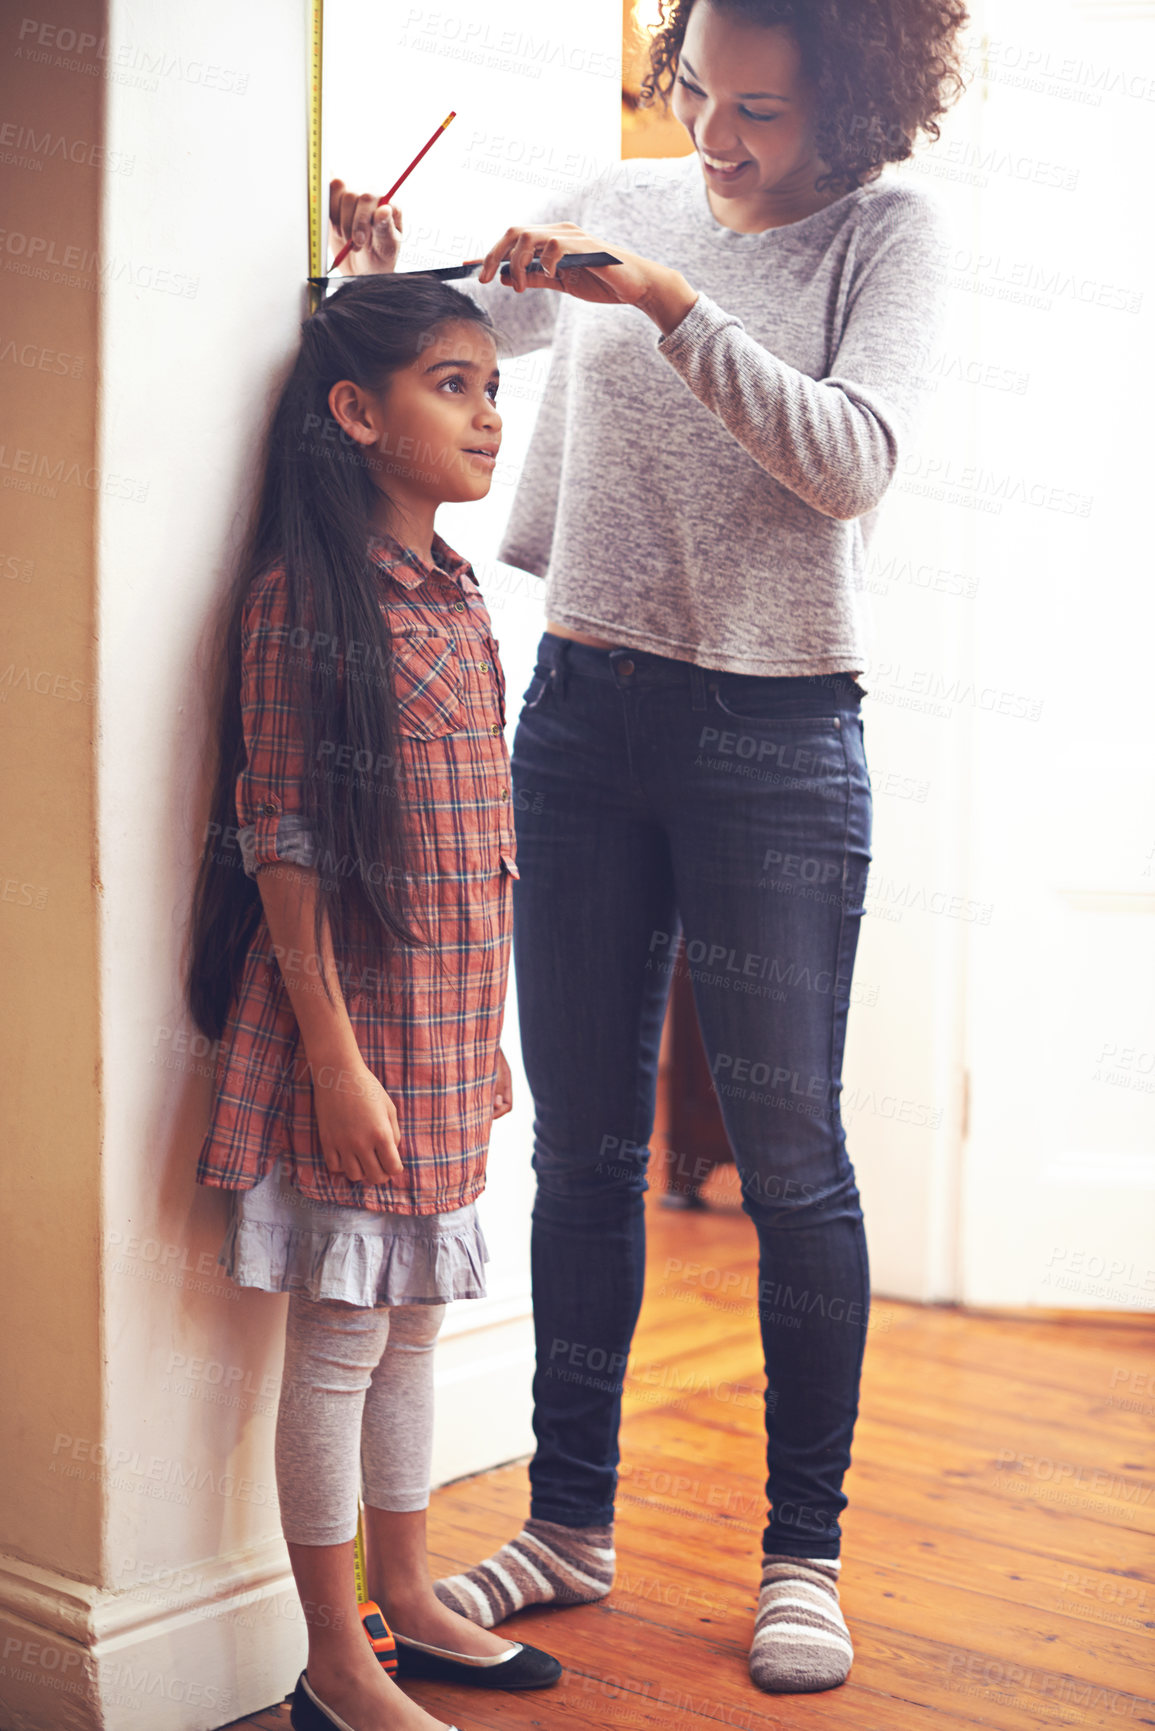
[491,723,501,735]
[500,787,509,800]
[261,800,279,815]
[453,600,466,612]
[480,660,490,671]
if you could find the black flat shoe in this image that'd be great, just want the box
[393,1632,563,1689]
[289,1669,462,1730]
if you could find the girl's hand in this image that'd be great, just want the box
[329,177,403,274]
[310,1053,404,1185]
[475,221,662,309]
[492,1046,513,1120]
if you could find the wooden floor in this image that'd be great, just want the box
[225,1175,1155,1731]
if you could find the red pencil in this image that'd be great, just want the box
[330,110,456,273]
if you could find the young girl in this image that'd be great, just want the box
[184,272,561,1731]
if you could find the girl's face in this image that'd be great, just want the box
[337,319,503,516]
[385,320,502,505]
[670,2,830,221]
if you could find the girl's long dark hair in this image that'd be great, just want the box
[185,274,497,1042]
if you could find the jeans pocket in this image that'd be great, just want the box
[520,666,554,712]
[710,672,859,725]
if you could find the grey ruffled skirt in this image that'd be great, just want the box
[216,1158,489,1307]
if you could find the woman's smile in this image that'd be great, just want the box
[700,151,752,179]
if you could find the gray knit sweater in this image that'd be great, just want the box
[453,153,949,680]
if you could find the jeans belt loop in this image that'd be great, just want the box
[689,663,708,712]
[555,637,570,700]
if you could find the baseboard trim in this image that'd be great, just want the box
[0,1305,537,1729]
[0,1536,301,1730]
[0,1534,290,1648]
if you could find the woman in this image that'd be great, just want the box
[331,0,968,1695]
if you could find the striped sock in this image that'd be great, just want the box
[748,1554,854,1693]
[432,1518,615,1628]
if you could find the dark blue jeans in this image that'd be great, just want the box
[509,631,873,1559]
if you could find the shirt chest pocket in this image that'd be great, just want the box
[391,630,464,739]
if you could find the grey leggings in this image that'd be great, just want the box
[275,1293,447,1546]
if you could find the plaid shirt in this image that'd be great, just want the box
[195,528,519,1214]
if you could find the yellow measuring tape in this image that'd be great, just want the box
[306,3,389,1653]
[306,0,325,313]
[353,1502,398,1672]
[305,7,395,1667]
[354,1499,368,1605]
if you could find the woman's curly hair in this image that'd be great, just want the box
[637,0,971,195]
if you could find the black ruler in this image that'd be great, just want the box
[309,250,621,291]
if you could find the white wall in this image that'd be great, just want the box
[91,3,320,1722]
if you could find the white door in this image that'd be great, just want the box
[957,0,1155,1307]
[839,0,1155,1307]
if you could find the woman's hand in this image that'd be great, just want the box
[474,220,699,333]
[310,1052,404,1185]
[492,1046,513,1120]
[329,177,403,274]
[475,220,665,309]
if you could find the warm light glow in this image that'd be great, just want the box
[633,0,666,37]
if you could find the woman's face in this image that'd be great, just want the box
[670,2,829,217]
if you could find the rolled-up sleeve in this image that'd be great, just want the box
[234,567,320,878]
